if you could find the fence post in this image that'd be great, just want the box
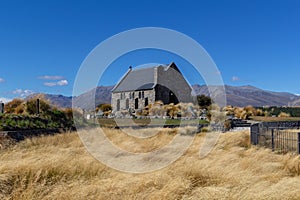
[271,129,275,152]
[250,124,259,145]
[36,99,40,115]
[0,102,4,114]
[298,132,300,155]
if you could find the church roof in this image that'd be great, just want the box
[111,62,180,92]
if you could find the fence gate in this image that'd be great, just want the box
[250,121,300,154]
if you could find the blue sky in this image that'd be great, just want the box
[0,0,300,102]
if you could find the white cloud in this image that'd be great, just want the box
[12,89,23,94]
[0,78,5,83]
[44,82,57,87]
[12,89,34,98]
[43,80,68,87]
[38,75,64,80]
[0,97,11,103]
[57,80,68,86]
[232,76,240,82]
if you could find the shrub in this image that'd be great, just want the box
[4,99,24,114]
[96,104,112,112]
[26,98,51,115]
[278,112,290,117]
[201,127,209,132]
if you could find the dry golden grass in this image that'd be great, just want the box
[251,116,300,122]
[1,128,300,199]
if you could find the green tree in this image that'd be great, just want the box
[197,95,212,108]
[96,104,112,112]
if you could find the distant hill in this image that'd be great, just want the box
[192,84,300,107]
[26,93,73,108]
[73,86,113,110]
[26,85,300,109]
[26,86,113,110]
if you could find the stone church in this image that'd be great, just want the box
[111,62,193,113]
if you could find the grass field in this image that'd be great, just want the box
[1,128,300,199]
[251,116,300,122]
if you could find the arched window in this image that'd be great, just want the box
[135,98,138,109]
[126,99,129,109]
[116,99,120,111]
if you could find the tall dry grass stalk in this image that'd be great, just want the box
[1,128,300,199]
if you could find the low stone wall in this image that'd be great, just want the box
[0,128,68,142]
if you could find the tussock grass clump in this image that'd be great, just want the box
[282,155,300,176]
[0,135,16,150]
[1,128,300,199]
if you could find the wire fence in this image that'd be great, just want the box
[251,123,300,154]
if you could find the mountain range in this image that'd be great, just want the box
[27,85,300,110]
[192,85,300,107]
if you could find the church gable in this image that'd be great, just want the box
[111,62,193,114]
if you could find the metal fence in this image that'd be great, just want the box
[251,122,300,154]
